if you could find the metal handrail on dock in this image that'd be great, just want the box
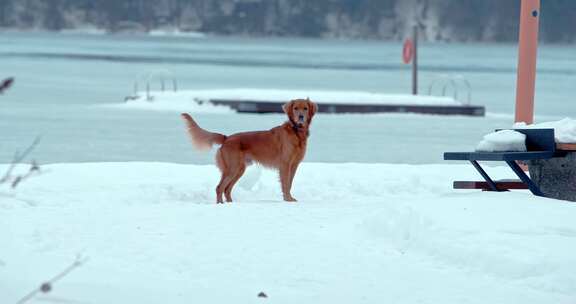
[428,75,472,105]
[125,70,178,102]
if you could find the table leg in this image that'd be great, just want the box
[505,160,545,197]
[470,160,501,192]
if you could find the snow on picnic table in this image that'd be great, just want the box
[1,162,576,303]
[476,129,527,152]
[118,89,461,112]
[474,118,576,152]
[515,118,576,144]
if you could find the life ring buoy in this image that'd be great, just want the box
[402,39,414,64]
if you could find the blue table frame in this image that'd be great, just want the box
[444,129,563,197]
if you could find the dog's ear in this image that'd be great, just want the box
[283,100,294,117]
[307,100,318,122]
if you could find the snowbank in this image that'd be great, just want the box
[2,162,576,303]
[59,28,107,35]
[476,129,527,152]
[115,89,461,113]
[147,29,206,38]
[515,118,576,143]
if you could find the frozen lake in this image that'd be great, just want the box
[0,32,574,164]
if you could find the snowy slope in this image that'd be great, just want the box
[2,162,576,303]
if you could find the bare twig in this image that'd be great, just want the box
[16,255,89,304]
[0,77,14,94]
[0,136,41,188]
[0,192,38,207]
[10,160,40,188]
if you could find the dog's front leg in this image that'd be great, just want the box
[288,161,300,194]
[280,165,297,202]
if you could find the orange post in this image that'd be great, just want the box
[412,26,418,95]
[515,0,540,124]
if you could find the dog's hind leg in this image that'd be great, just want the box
[216,146,244,203]
[215,149,228,204]
[224,164,246,203]
[216,174,231,204]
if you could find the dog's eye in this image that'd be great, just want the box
[303,107,308,111]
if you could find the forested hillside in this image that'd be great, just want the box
[0,0,575,42]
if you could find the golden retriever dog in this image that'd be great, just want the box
[181,98,317,203]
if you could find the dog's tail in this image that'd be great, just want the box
[181,113,227,150]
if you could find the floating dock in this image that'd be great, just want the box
[210,99,485,116]
[124,89,486,117]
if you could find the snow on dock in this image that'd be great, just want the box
[122,89,485,116]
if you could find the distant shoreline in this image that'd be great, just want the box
[2,29,576,46]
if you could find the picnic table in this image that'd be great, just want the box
[444,129,567,197]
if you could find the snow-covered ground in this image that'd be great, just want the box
[118,89,461,113]
[2,162,576,303]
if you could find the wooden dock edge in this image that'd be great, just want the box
[209,99,485,117]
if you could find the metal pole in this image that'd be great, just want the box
[515,0,540,124]
[412,26,418,95]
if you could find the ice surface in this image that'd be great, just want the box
[2,33,574,164]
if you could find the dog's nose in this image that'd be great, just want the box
[298,115,304,121]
